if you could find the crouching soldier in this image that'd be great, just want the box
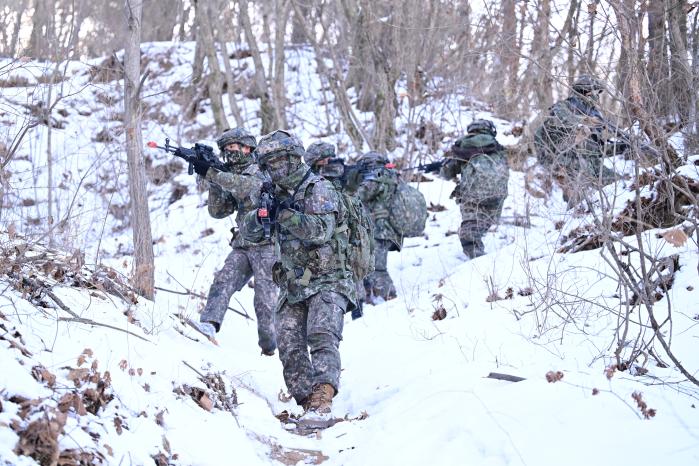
[242,130,357,418]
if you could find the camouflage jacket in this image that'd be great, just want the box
[242,171,357,311]
[205,163,272,248]
[440,133,509,203]
[357,168,402,251]
[534,96,607,166]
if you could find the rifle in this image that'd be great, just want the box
[147,138,227,175]
[399,142,506,174]
[257,181,277,239]
[595,119,660,158]
[568,97,660,157]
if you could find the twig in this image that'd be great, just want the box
[155,285,251,320]
[57,317,151,343]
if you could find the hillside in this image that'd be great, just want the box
[1,43,698,466]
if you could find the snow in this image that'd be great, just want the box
[1,42,699,465]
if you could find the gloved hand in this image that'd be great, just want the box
[196,321,217,340]
[190,158,211,176]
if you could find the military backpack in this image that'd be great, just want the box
[339,192,375,281]
[388,182,428,238]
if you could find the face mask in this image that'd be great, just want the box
[223,149,248,166]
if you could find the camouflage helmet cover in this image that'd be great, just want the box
[466,119,497,137]
[305,141,336,166]
[255,129,305,163]
[571,75,605,95]
[216,127,257,151]
[360,151,389,166]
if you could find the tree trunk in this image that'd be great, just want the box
[142,0,179,42]
[271,0,291,129]
[124,0,155,300]
[28,0,53,60]
[533,0,553,109]
[215,21,245,128]
[290,1,309,44]
[9,0,27,57]
[667,0,693,126]
[610,0,680,168]
[647,0,670,116]
[239,0,277,133]
[195,0,229,133]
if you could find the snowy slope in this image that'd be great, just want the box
[2,43,699,465]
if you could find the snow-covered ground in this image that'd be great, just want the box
[1,43,698,465]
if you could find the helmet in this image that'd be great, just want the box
[360,151,389,166]
[572,75,605,96]
[255,129,305,165]
[305,142,336,167]
[467,119,497,137]
[216,127,257,151]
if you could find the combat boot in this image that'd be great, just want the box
[306,383,335,415]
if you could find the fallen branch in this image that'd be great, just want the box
[486,372,526,382]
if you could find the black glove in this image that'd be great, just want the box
[190,158,211,176]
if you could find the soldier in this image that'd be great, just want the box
[440,119,509,258]
[356,151,401,303]
[242,130,357,417]
[534,75,620,206]
[194,128,278,356]
[305,142,370,320]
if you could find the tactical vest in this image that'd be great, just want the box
[276,172,353,288]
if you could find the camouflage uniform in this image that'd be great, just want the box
[199,128,278,355]
[243,130,356,406]
[306,142,366,320]
[534,76,618,206]
[356,152,401,302]
[440,120,509,258]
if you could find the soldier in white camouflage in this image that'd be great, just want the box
[440,119,509,258]
[356,151,401,303]
[534,75,620,206]
[197,128,279,355]
[242,130,357,417]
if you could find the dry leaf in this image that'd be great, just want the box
[8,223,16,239]
[662,229,688,247]
[118,360,128,371]
[137,368,143,376]
[545,370,564,383]
[77,354,86,367]
[198,393,213,412]
[431,307,447,320]
[67,368,90,386]
[104,444,114,456]
[83,348,94,357]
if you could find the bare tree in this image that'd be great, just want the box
[194,0,229,133]
[124,0,155,299]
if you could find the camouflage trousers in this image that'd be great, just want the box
[276,290,347,404]
[200,244,278,353]
[364,239,397,302]
[458,196,505,258]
